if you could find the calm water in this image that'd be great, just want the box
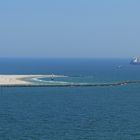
[0,58,140,140]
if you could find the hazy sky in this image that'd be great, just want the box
[0,0,140,58]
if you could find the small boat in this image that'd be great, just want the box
[51,74,54,80]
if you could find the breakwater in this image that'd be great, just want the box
[0,80,140,87]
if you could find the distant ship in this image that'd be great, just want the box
[130,57,140,64]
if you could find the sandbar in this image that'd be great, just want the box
[0,75,62,85]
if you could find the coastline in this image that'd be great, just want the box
[0,75,139,87]
[0,75,65,85]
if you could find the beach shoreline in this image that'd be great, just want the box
[0,75,65,85]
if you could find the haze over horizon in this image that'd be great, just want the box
[0,0,140,58]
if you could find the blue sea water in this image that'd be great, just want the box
[0,58,140,140]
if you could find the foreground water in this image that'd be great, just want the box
[0,58,140,140]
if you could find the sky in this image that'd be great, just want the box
[0,0,140,58]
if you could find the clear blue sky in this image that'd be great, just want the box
[0,0,140,58]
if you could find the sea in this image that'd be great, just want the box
[0,58,140,140]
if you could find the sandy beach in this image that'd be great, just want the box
[0,75,63,85]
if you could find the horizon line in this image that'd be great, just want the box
[0,57,133,59]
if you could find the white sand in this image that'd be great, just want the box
[0,75,64,85]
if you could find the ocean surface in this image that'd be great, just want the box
[0,58,140,140]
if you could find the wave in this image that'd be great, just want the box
[1,80,140,87]
[32,78,70,84]
[27,75,140,87]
